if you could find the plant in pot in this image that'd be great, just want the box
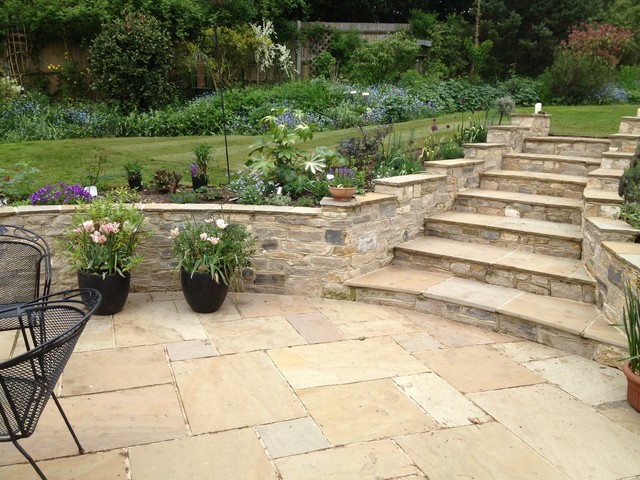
[63,193,150,315]
[191,143,213,191]
[123,161,143,191]
[620,279,640,411]
[171,216,256,313]
[326,166,362,202]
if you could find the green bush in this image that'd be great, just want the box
[90,14,175,111]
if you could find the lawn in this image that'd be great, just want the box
[0,105,636,190]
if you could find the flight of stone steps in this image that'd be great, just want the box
[346,114,640,362]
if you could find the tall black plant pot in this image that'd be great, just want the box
[77,271,130,316]
[191,175,208,191]
[180,268,228,313]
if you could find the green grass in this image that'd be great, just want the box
[0,105,636,191]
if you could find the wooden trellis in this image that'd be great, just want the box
[304,31,333,75]
[4,27,30,84]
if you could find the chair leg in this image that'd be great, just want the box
[11,438,48,480]
[51,393,84,454]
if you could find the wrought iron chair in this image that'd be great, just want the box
[0,225,52,331]
[0,288,101,480]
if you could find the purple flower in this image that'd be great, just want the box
[190,162,198,177]
[431,124,438,132]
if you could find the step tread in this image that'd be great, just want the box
[428,212,582,240]
[583,188,624,203]
[587,168,624,178]
[504,152,601,164]
[526,135,610,144]
[482,170,588,184]
[457,189,583,208]
[397,237,594,284]
[347,267,624,347]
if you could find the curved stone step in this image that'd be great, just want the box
[502,152,600,176]
[523,136,609,158]
[480,170,587,199]
[455,189,583,225]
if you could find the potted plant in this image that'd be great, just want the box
[123,161,143,190]
[171,216,256,313]
[326,166,360,202]
[63,194,150,315]
[191,143,213,191]
[620,279,640,411]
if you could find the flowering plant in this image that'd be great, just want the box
[327,166,359,188]
[171,216,256,284]
[30,182,93,205]
[192,143,213,179]
[63,195,150,276]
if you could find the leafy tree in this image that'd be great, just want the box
[89,14,174,111]
[563,22,634,67]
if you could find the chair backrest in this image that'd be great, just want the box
[0,225,52,307]
[0,289,101,441]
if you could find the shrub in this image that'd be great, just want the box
[0,161,40,203]
[29,182,93,205]
[495,96,515,124]
[0,76,23,101]
[150,169,182,193]
[229,168,272,205]
[90,14,174,111]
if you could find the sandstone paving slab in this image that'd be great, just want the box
[391,332,444,352]
[492,341,567,363]
[343,264,450,295]
[415,344,544,393]
[469,383,640,479]
[399,236,512,264]
[497,250,587,278]
[114,299,207,348]
[297,379,437,445]
[192,296,242,323]
[403,310,516,347]
[583,314,627,348]
[233,293,315,318]
[0,449,128,480]
[268,336,429,389]
[129,429,278,480]
[0,384,186,464]
[62,344,172,395]
[285,311,345,344]
[424,277,521,311]
[396,422,567,480]
[274,440,421,480]
[204,315,306,354]
[394,372,492,428]
[166,338,218,361]
[173,351,306,434]
[306,297,424,339]
[524,354,626,406]
[0,329,17,360]
[75,315,114,352]
[598,402,640,436]
[499,292,598,335]
[255,417,330,459]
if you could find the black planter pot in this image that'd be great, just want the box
[128,177,143,191]
[180,267,228,313]
[77,271,131,316]
[191,175,208,191]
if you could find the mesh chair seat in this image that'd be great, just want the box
[0,289,101,480]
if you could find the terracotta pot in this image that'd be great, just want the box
[328,186,356,202]
[180,267,228,313]
[622,361,640,412]
[77,271,130,316]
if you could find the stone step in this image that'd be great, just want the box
[480,170,587,199]
[501,152,600,176]
[601,151,635,170]
[586,168,624,192]
[425,212,582,259]
[394,236,595,302]
[523,136,610,158]
[619,116,640,136]
[583,188,624,219]
[609,133,640,154]
[455,189,583,225]
[344,266,626,363]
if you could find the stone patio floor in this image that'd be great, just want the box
[1,291,640,479]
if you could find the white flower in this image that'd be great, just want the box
[200,233,208,241]
[216,219,228,229]
[204,218,214,224]
[326,174,334,181]
[207,237,220,245]
[362,92,370,97]
[170,228,180,238]
[82,220,95,232]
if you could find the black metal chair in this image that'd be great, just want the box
[0,288,101,480]
[0,225,52,331]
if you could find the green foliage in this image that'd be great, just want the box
[63,194,150,275]
[171,216,256,283]
[376,133,423,179]
[620,278,640,374]
[541,49,614,104]
[90,14,174,111]
[192,143,213,178]
[344,33,419,85]
[150,169,182,193]
[123,161,142,181]
[0,161,40,203]
[312,51,337,80]
[337,125,391,179]
[0,76,23,100]
[495,96,516,124]
[229,168,272,205]
[620,203,640,229]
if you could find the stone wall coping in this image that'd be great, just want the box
[373,172,445,186]
[610,133,640,140]
[424,158,485,168]
[463,142,506,149]
[488,125,528,131]
[602,241,640,270]
[512,113,551,119]
[621,116,640,121]
[320,192,396,208]
[526,136,610,143]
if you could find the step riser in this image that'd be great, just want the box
[601,156,633,170]
[501,156,596,176]
[480,176,585,199]
[609,136,640,154]
[425,221,582,259]
[393,253,594,303]
[587,177,621,192]
[523,140,608,158]
[455,197,582,225]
